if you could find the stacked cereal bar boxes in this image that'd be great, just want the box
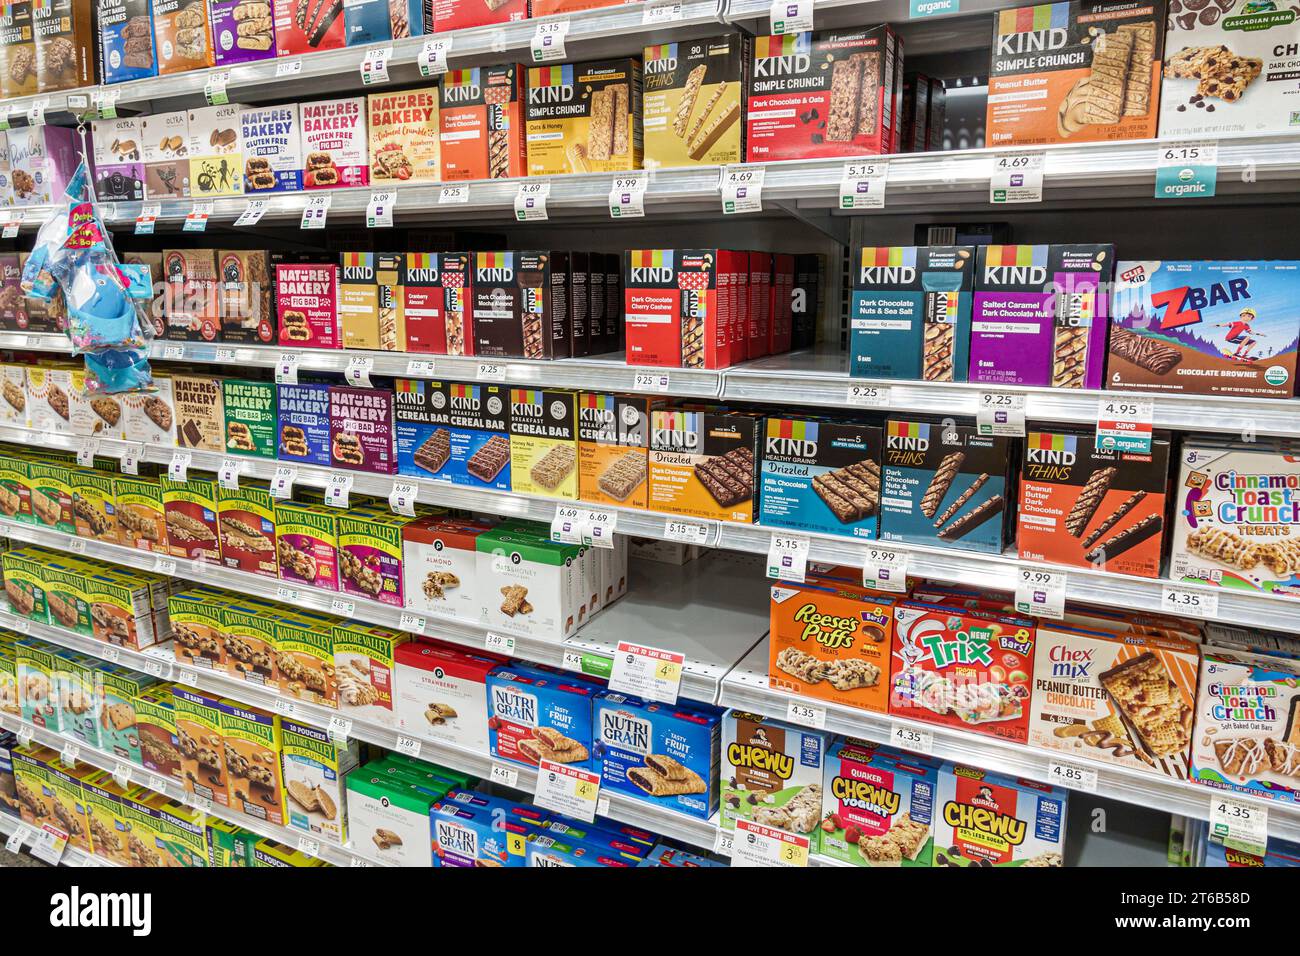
[933,764,1068,866]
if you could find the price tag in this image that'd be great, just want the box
[214,347,236,362]
[786,699,826,730]
[275,585,301,603]
[732,819,810,868]
[1048,760,1099,793]
[61,742,80,768]
[405,359,436,377]
[977,391,1026,437]
[143,658,171,679]
[168,451,191,483]
[234,199,268,227]
[325,474,353,509]
[389,480,418,516]
[485,632,515,655]
[846,383,890,408]
[419,37,452,77]
[6,825,31,853]
[360,46,393,85]
[297,836,321,858]
[74,438,98,467]
[366,190,396,229]
[191,795,213,811]
[395,735,422,757]
[329,597,355,616]
[153,556,178,575]
[204,70,230,105]
[99,645,120,664]
[1210,796,1268,856]
[25,98,49,127]
[273,698,296,717]
[29,825,69,866]
[534,760,600,823]
[1,213,21,239]
[399,612,427,634]
[664,518,709,545]
[112,763,132,789]
[609,641,685,704]
[351,856,373,867]
[178,669,199,687]
[1015,566,1066,620]
[162,343,186,361]
[862,546,908,593]
[1095,396,1154,454]
[608,173,647,219]
[721,167,765,215]
[148,774,169,794]
[301,194,331,229]
[990,152,1045,204]
[216,458,241,491]
[839,161,888,210]
[713,828,734,857]
[582,510,616,549]
[17,725,34,747]
[769,0,813,33]
[327,716,352,744]
[93,88,120,119]
[490,764,519,789]
[135,201,161,235]
[345,356,374,388]
[766,533,810,583]
[439,183,469,204]
[276,58,303,77]
[271,465,297,499]
[1155,140,1218,200]
[514,182,550,222]
[633,371,670,393]
[1161,584,1220,620]
[551,504,585,544]
[531,18,569,62]
[184,201,213,233]
[275,352,299,385]
[890,723,934,754]
[67,538,86,554]
[642,0,683,22]
[476,362,506,382]
[120,443,142,476]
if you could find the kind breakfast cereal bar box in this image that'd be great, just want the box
[333,621,410,727]
[301,97,369,188]
[274,500,339,592]
[821,742,943,867]
[746,28,898,161]
[172,373,225,450]
[880,419,1014,554]
[971,244,1114,388]
[395,641,499,752]
[240,104,303,193]
[760,418,883,540]
[509,388,579,500]
[277,381,330,465]
[142,110,190,200]
[172,686,228,807]
[624,249,746,369]
[329,384,396,474]
[1108,260,1300,398]
[892,602,1036,743]
[153,0,212,72]
[187,104,245,198]
[395,377,452,480]
[526,58,643,175]
[1170,439,1300,596]
[337,509,406,606]
[720,710,828,837]
[933,763,1067,866]
[217,481,278,577]
[275,610,338,706]
[850,246,976,381]
[222,378,277,459]
[449,383,510,490]
[987,0,1165,147]
[402,252,472,353]
[95,0,156,84]
[402,516,488,619]
[210,0,275,66]
[477,530,583,640]
[340,252,404,351]
[0,1,37,98]
[643,35,748,168]
[487,663,599,770]
[1031,623,1198,776]
[33,0,96,94]
[594,693,722,821]
[1017,429,1171,576]
[431,0,524,34]
[272,0,345,57]
[91,117,145,202]
[578,393,654,510]
[282,719,360,845]
[649,409,759,523]
[218,700,285,826]
[368,88,440,183]
[277,261,339,348]
[438,65,527,182]
[162,474,221,561]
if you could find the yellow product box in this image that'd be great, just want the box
[339,252,405,352]
[367,87,440,182]
[509,388,579,500]
[161,473,221,562]
[526,58,643,175]
[275,609,339,708]
[120,788,173,868]
[218,699,286,828]
[69,465,118,543]
[4,550,50,625]
[648,408,760,523]
[136,684,183,784]
[114,475,168,553]
[643,35,748,168]
[281,718,361,846]
[331,620,410,728]
[168,586,233,673]
[27,458,75,534]
[44,759,99,855]
[10,745,57,828]
[253,837,327,867]
[155,799,211,866]
[577,392,658,510]
[80,771,136,866]
[83,570,157,650]
[172,685,229,808]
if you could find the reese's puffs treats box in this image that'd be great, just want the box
[526,58,643,175]
[648,408,759,523]
[509,388,579,500]
[578,393,657,511]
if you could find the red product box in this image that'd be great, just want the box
[276,262,340,349]
[769,253,794,354]
[531,0,624,12]
[891,601,1036,744]
[747,252,771,361]
[273,0,347,57]
[432,0,525,34]
[402,252,473,355]
[624,249,741,369]
[438,64,527,182]
[732,261,749,366]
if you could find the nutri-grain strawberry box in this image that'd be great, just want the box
[300,97,369,188]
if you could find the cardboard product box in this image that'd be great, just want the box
[368,87,439,183]
[27,458,75,533]
[345,0,421,44]
[1108,259,1300,398]
[759,417,884,540]
[720,709,828,836]
[432,790,539,867]
[643,34,748,168]
[16,641,59,729]
[28,364,73,436]
[768,253,794,355]
[933,763,1067,866]
[988,0,1165,147]
[4,551,49,624]
[892,601,1037,744]
[168,586,232,672]
[251,836,327,866]
[221,600,280,685]
[971,244,1114,388]
[577,393,653,511]
[1205,833,1300,868]
[470,252,552,359]
[747,251,772,361]
[508,387,579,500]
[901,72,930,152]
[276,261,340,348]
[820,742,943,867]
[81,772,134,865]
[477,530,583,640]
[151,0,211,73]
[281,719,360,845]
[301,96,368,188]
[395,640,500,751]
[486,663,599,770]
[217,700,285,826]
[1017,428,1171,577]
[97,666,157,762]
[186,103,245,198]
[272,0,345,57]
[880,419,1015,555]
[8,125,78,206]
[0,1,37,98]
[588,261,607,356]
[66,367,114,438]
[217,249,273,344]
[57,652,102,750]
[746,28,896,161]
[171,686,228,806]
[0,652,16,723]
[603,253,622,353]
[10,745,57,828]
[33,0,96,93]
[142,110,191,199]
[395,380,511,489]
[394,376,453,481]
[437,64,527,182]
[161,473,221,560]
[172,373,224,451]
[337,508,407,605]
[205,816,256,866]
[850,246,976,381]
[274,610,338,706]
[133,684,180,780]
[648,408,759,523]
[95,0,155,84]
[210,0,275,65]
[277,381,331,465]
[401,516,488,619]
[526,58,643,175]
[0,455,31,523]
[274,499,339,592]
[402,252,472,354]
[531,0,622,12]
[332,621,410,727]
[926,76,945,150]
[161,248,220,341]
[90,117,145,202]
[239,103,303,193]
[340,252,404,351]
[431,0,524,33]
[70,465,118,543]
[563,251,591,358]
[86,570,159,649]
[222,377,277,459]
[0,258,25,334]
[345,768,439,866]
[624,249,743,368]
[216,481,278,577]
[43,561,91,636]
[548,251,575,359]
[44,760,98,854]
[329,384,396,474]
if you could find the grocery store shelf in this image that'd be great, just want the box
[0,808,114,867]
[719,641,1300,845]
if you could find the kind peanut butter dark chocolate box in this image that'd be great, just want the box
[402,252,472,355]
[624,249,746,369]
[526,58,643,175]
[760,417,884,541]
[34,0,96,93]
[649,408,760,523]
[509,388,579,500]
[1017,428,1171,577]
[578,393,657,511]
[471,252,556,360]
[438,64,526,182]
[643,34,748,168]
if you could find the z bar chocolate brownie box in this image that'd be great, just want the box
[987,0,1165,146]
[96,0,156,84]
[526,58,643,175]
[273,0,345,57]
[643,35,748,168]
[438,65,527,182]
[648,408,759,523]
[760,417,884,540]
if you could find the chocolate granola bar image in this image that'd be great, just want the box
[919,452,964,519]
[597,449,647,502]
[753,783,822,833]
[1108,326,1181,375]
[935,494,1004,542]
[1080,489,1146,550]
[467,434,510,483]
[413,429,451,474]
[934,473,988,529]
[143,396,173,431]
[340,549,383,595]
[814,459,881,523]
[1085,513,1164,566]
[1065,466,1116,538]
[694,446,754,507]
[220,516,273,552]
[48,592,80,628]
[923,323,955,382]
[530,444,577,490]
[0,485,19,516]
[1052,325,1089,389]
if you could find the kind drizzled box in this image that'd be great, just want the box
[272,0,345,58]
[820,742,942,867]
[345,0,422,44]
[971,244,1114,388]
[643,34,748,168]
[91,117,145,202]
[240,104,303,193]
[96,0,156,84]
[402,252,472,354]
[509,388,578,500]
[1107,260,1300,398]
[276,261,339,348]
[301,97,368,188]
[933,763,1067,866]
[210,0,275,66]
[649,408,759,523]
[367,88,439,183]
[437,65,527,182]
[987,0,1165,147]
[760,417,883,540]
[329,384,396,474]
[624,249,746,369]
[33,0,97,93]
[526,58,643,175]
[720,710,827,839]
[141,110,190,199]
[577,393,654,510]
[1017,428,1171,576]
[486,663,599,770]
[850,246,976,381]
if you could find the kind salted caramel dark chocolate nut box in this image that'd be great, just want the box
[643,34,748,168]
[649,408,760,523]
[402,252,472,355]
[471,252,556,359]
[526,58,643,175]
[340,252,404,351]
[438,65,527,182]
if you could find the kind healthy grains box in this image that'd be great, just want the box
[525,59,643,175]
[643,35,748,167]
[759,417,883,540]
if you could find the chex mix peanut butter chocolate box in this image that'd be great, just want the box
[402,252,472,354]
[987,0,1165,146]
[643,35,748,168]
[438,65,527,182]
[821,742,943,867]
[649,408,759,523]
[368,87,440,183]
[760,417,883,540]
[526,58,643,175]
[578,393,655,510]
[933,764,1067,866]
[624,249,746,368]
[720,710,828,839]
[509,388,579,500]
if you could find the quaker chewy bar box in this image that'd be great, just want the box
[97,0,157,83]
[91,118,146,202]
[851,246,975,381]
[971,244,1114,388]
[760,417,883,540]
[933,763,1067,867]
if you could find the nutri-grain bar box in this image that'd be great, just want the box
[759,417,884,540]
[301,97,369,188]
[643,34,748,168]
[276,261,339,348]
[210,0,276,66]
[746,27,897,161]
[431,0,524,33]
[153,0,212,73]
[402,252,472,354]
[526,58,643,175]
[438,65,527,182]
[368,88,440,183]
[33,0,97,93]
[971,244,1115,388]
[142,110,190,199]
[277,381,331,465]
[272,0,345,57]
[187,103,245,198]
[987,0,1165,147]
[91,117,145,202]
[222,378,277,459]
[624,249,745,369]
[329,384,396,474]
[240,104,303,193]
[648,408,759,523]
[509,388,578,500]
[96,0,157,84]
[471,252,555,359]
[577,393,655,511]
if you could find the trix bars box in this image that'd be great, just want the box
[643,34,749,168]
[624,249,743,369]
[438,65,527,182]
[746,28,898,161]
[526,58,643,175]
[851,246,976,382]
[971,244,1114,388]
[471,252,558,359]
[402,252,472,355]
[759,417,883,540]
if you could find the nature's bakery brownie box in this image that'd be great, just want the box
[438,65,527,182]
[648,408,759,523]
[643,35,748,168]
[368,87,440,183]
[33,0,97,93]
[276,261,340,348]
[172,373,225,451]
[431,0,525,33]
[509,388,579,500]
[526,58,643,175]
[240,104,303,193]
[272,0,345,57]
[987,0,1164,147]
[933,764,1067,866]
[301,97,369,189]
[578,393,654,511]
[210,0,275,66]
[153,0,212,73]
[142,110,191,200]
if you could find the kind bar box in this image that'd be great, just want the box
[277,262,340,348]
[91,117,145,202]
[987,0,1164,146]
[96,0,156,84]
[340,252,404,351]
[368,88,440,183]
[850,246,976,381]
[222,378,277,459]
[329,384,396,474]
[526,58,643,175]
[395,641,499,753]
[649,409,758,523]
[643,35,748,168]
[210,0,275,66]
[402,252,472,354]
[578,393,653,510]
[624,249,745,368]
[486,664,598,770]
[1108,259,1300,398]
[746,28,898,161]
[821,742,942,867]
[933,764,1067,866]
[187,103,245,197]
[880,419,1014,554]
[34,0,96,93]
[301,97,369,188]
[142,110,191,199]
[721,711,828,836]
[0,1,37,99]
[972,244,1115,388]
[509,388,579,500]
[1017,429,1170,576]
[395,377,454,480]
[760,418,883,540]
[438,65,527,182]
[436,383,510,491]
[471,252,555,359]
[240,104,303,193]
[277,381,331,466]
[272,0,344,57]
[1030,624,1198,778]
[153,0,212,73]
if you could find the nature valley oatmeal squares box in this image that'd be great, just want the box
[153,0,212,72]
[526,58,644,175]
[332,620,411,727]
[368,88,440,183]
[282,718,361,845]
[933,763,1068,866]
[222,377,277,459]
[217,480,278,577]
[509,388,579,500]
[142,110,191,200]
[274,610,338,707]
[172,686,228,807]
[186,103,246,198]
[578,393,655,511]
[218,699,286,827]
[721,710,827,839]
[643,35,748,168]
[274,499,340,591]
[437,65,527,182]
[162,473,221,561]
[648,408,759,523]
[301,96,369,188]
[240,104,304,193]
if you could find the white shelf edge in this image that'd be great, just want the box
[0,804,116,867]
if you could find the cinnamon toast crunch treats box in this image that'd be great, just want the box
[643,35,748,168]
[438,65,527,182]
[368,88,440,183]
[721,710,828,839]
[526,58,643,175]
[821,742,942,867]
[933,763,1067,866]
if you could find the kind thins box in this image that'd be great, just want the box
[643,34,748,168]
[648,408,759,523]
[438,65,527,182]
[821,742,943,867]
[526,58,643,175]
[759,417,883,540]
[933,764,1067,866]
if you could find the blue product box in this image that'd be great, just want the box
[850,246,975,381]
[637,845,723,867]
[396,379,512,491]
[525,831,644,868]
[759,417,883,540]
[487,665,599,771]
[394,377,452,482]
[593,691,722,821]
[97,0,158,84]
[533,818,654,858]
[344,0,424,45]
[430,795,533,867]
[276,382,331,465]
[1206,834,1300,867]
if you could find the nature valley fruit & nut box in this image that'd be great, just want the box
[820,741,943,867]
[933,763,1067,866]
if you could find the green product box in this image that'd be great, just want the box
[252,837,327,867]
[0,457,32,523]
[42,563,92,636]
[58,652,102,750]
[15,639,60,731]
[27,459,75,533]
[222,378,278,459]
[156,800,210,866]
[207,817,258,867]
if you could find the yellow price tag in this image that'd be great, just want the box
[781,842,810,866]
[657,661,682,683]
[575,780,597,801]
[508,832,526,857]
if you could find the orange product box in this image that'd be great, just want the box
[769,584,894,714]
[647,408,759,523]
[153,0,215,74]
[438,64,527,182]
[577,392,658,511]
[531,0,625,13]
[432,0,525,32]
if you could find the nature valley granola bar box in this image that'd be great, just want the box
[274,610,338,708]
[337,508,406,605]
[301,96,369,188]
[161,473,220,561]
[368,87,440,183]
[114,475,167,553]
[0,456,33,524]
[643,35,747,168]
[933,763,1067,866]
[509,388,579,500]
[16,639,59,728]
[70,465,118,543]
[220,600,280,686]
[526,58,643,175]
[153,0,212,73]
[332,620,411,727]
[136,684,182,782]
[82,772,134,865]
[3,551,49,625]
[282,718,360,845]
[274,499,340,591]
[43,561,91,636]
[437,64,527,182]
[168,586,231,672]
[216,481,278,577]
[172,686,228,806]
[222,378,277,459]
[218,699,286,827]
[28,458,75,534]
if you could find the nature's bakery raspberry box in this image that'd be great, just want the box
[987,0,1165,147]
[276,261,340,348]
[301,97,369,188]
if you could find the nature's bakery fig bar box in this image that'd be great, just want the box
[643,35,748,168]
[526,58,643,175]
[987,0,1165,147]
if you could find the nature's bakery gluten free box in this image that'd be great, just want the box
[643,35,749,168]
[986,0,1165,147]
[526,58,643,175]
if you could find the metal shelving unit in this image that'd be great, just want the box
[0,810,113,867]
